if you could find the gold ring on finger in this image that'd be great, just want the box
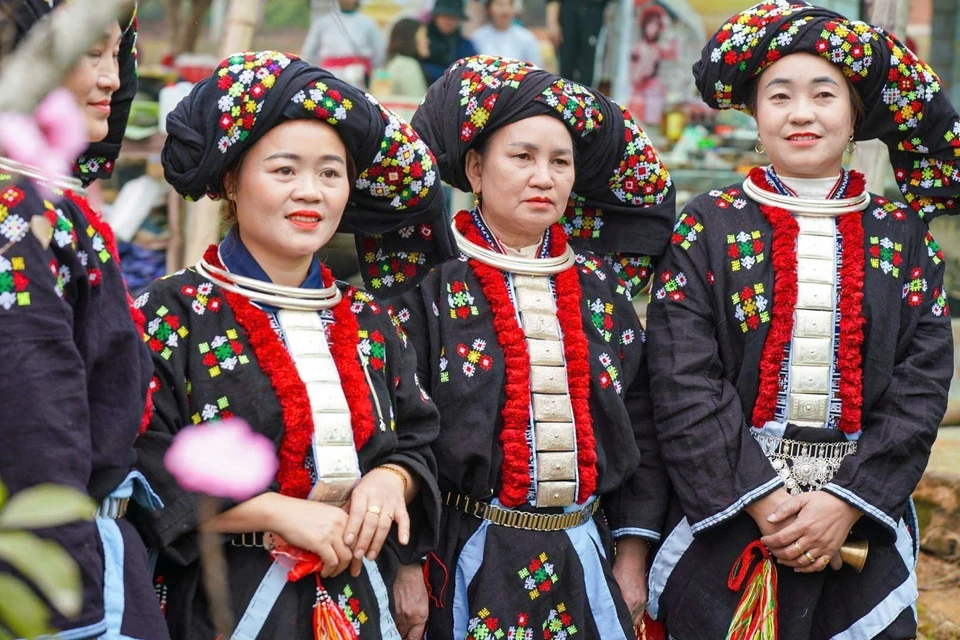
[367,505,382,515]
[819,555,830,567]
[804,551,816,565]
[794,541,805,556]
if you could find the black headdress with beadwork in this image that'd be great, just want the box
[695,0,960,219]
[412,55,676,292]
[162,51,453,293]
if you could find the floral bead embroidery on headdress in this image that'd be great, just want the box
[214,51,293,153]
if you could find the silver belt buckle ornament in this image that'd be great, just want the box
[755,432,857,495]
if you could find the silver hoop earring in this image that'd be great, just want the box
[755,137,765,155]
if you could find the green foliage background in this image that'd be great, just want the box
[139,0,312,28]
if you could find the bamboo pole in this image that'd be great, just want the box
[181,0,259,267]
[0,0,135,113]
[850,0,910,193]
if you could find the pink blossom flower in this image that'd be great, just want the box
[164,418,278,501]
[0,89,87,183]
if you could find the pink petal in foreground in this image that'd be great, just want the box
[0,113,46,167]
[35,89,88,161]
[164,418,278,501]
[0,89,87,186]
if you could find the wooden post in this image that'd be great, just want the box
[850,0,910,193]
[181,0,259,267]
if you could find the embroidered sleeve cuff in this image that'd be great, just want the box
[610,527,661,542]
[689,476,783,535]
[822,482,898,538]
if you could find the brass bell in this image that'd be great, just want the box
[839,539,869,573]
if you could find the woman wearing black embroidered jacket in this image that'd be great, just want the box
[0,2,169,638]
[645,2,957,638]
[132,52,447,639]
[390,55,675,640]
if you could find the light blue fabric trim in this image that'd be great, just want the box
[452,520,491,640]
[21,619,108,640]
[96,518,125,638]
[822,483,897,533]
[647,517,693,619]
[147,549,159,579]
[690,477,782,534]
[828,518,917,640]
[563,496,595,513]
[108,469,164,510]
[362,557,402,640]
[568,519,629,640]
[907,497,920,565]
[230,560,290,640]
[610,527,661,542]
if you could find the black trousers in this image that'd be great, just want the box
[557,0,608,88]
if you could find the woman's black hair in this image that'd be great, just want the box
[387,17,424,61]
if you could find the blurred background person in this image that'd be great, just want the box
[301,0,384,89]
[627,3,673,124]
[470,0,542,67]
[422,0,476,85]
[383,17,430,98]
[545,0,609,88]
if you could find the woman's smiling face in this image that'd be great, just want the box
[754,52,855,179]
[225,119,352,265]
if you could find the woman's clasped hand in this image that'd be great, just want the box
[750,488,861,573]
[264,466,412,579]
[342,465,412,575]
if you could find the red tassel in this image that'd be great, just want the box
[423,551,448,609]
[726,540,778,640]
[268,543,358,639]
[313,574,359,640]
[313,573,359,640]
[635,612,666,640]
